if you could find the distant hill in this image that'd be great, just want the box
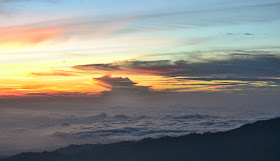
[2,117,280,161]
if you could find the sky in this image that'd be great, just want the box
[0,0,280,156]
[0,0,280,97]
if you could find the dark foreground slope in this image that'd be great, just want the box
[2,117,280,161]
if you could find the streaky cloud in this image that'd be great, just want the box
[30,71,77,77]
[73,54,280,78]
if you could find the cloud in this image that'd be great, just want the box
[0,26,67,46]
[209,85,234,89]
[73,53,280,91]
[73,60,182,76]
[61,123,71,127]
[105,2,280,33]
[0,0,278,51]
[51,128,190,139]
[74,54,280,78]
[173,114,218,120]
[30,71,77,77]
[48,110,275,141]
[166,56,280,78]
[227,32,254,36]
[176,77,280,82]
[0,16,134,47]
[2,1,279,41]
[0,0,58,15]
[244,33,254,36]
[24,92,99,98]
[92,75,154,96]
[75,64,122,72]
[93,75,137,88]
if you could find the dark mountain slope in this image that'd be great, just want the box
[2,117,280,161]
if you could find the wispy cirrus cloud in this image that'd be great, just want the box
[0,26,67,46]
[0,17,135,48]
[29,70,77,77]
[0,0,58,15]
[2,1,279,45]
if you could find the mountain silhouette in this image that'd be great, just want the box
[2,117,280,161]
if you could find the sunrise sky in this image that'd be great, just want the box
[1,0,280,156]
[0,0,280,98]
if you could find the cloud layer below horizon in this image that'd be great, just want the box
[1,101,279,156]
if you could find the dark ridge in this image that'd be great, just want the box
[2,117,280,161]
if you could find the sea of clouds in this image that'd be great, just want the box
[1,102,279,156]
